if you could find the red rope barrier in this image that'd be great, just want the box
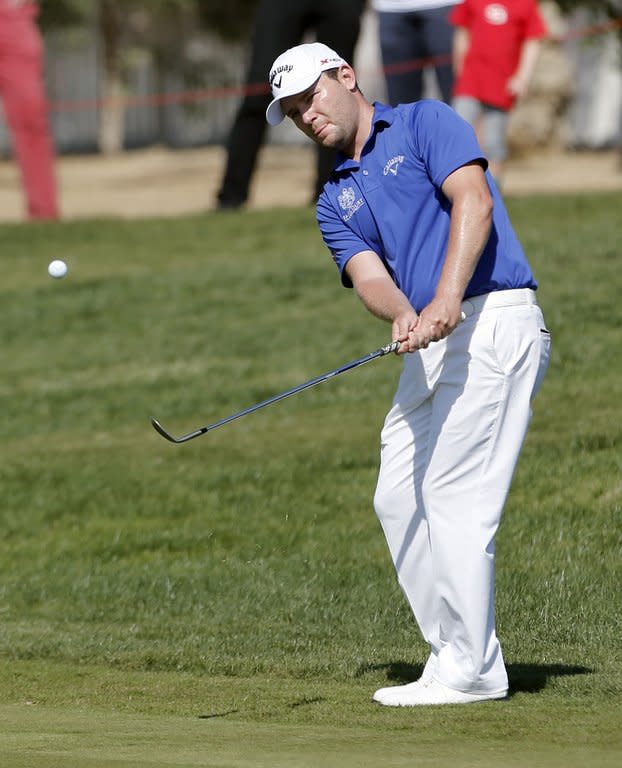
[49,16,622,114]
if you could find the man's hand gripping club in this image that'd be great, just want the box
[393,294,465,354]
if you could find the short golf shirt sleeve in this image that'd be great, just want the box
[407,99,487,189]
[317,193,367,288]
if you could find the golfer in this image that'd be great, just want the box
[266,43,551,706]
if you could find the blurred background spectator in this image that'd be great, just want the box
[0,0,58,219]
[215,0,366,210]
[0,0,618,218]
[371,0,457,105]
[450,0,548,186]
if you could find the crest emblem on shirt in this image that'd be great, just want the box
[337,186,364,222]
[338,187,356,210]
[384,155,405,176]
[484,4,509,25]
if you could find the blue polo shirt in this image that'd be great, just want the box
[317,100,537,313]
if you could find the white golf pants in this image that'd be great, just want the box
[374,289,551,694]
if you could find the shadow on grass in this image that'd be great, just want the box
[197,709,239,719]
[507,663,592,694]
[355,661,592,695]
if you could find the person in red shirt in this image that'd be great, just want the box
[450,0,547,186]
[0,0,58,219]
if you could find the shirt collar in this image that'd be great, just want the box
[371,101,395,129]
[332,102,395,174]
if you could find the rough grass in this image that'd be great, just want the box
[0,194,620,765]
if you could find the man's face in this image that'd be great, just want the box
[281,68,358,154]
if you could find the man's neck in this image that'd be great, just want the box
[350,101,375,162]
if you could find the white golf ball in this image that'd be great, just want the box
[48,259,68,279]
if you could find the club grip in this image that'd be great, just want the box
[380,341,401,355]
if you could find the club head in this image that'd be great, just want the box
[151,417,182,443]
[151,417,206,444]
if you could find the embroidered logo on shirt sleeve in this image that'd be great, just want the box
[337,186,364,222]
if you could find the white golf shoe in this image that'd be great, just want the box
[372,677,508,707]
[373,678,429,706]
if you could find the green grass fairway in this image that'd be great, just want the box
[1,700,619,768]
[0,193,621,766]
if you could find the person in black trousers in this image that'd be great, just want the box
[216,0,366,210]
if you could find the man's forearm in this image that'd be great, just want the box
[353,276,415,324]
[437,168,493,306]
[436,199,491,302]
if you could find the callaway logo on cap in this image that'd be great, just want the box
[265,42,346,126]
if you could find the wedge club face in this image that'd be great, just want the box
[150,418,204,443]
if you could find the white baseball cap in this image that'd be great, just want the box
[265,42,346,126]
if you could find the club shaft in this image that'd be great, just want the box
[152,341,399,443]
[204,344,394,434]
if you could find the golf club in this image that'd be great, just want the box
[151,340,400,444]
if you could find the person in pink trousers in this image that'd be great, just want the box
[0,0,58,219]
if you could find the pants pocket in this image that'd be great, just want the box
[532,328,551,400]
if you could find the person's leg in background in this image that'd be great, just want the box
[216,0,310,210]
[0,6,58,220]
[377,11,425,106]
[218,0,365,209]
[421,6,455,104]
[453,98,509,189]
[481,105,509,189]
[453,95,484,151]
